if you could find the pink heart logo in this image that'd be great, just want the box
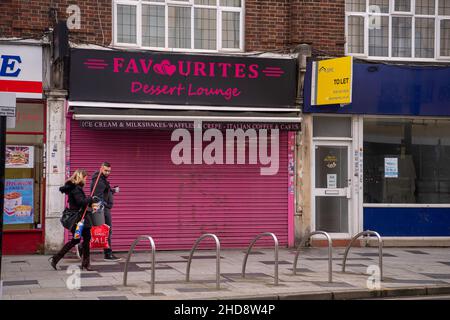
[153,60,176,76]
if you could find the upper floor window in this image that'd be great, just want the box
[114,0,243,52]
[346,0,450,60]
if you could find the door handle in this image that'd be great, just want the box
[325,190,339,195]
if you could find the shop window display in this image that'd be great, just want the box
[364,118,450,204]
[3,103,45,231]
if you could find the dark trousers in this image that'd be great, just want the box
[104,208,113,255]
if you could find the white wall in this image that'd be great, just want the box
[44,90,67,253]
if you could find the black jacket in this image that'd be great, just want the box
[59,181,94,228]
[91,171,114,209]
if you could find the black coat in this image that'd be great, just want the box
[91,171,114,209]
[59,182,94,228]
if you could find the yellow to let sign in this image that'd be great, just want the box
[311,56,353,106]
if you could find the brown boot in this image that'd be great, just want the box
[81,264,95,271]
[81,246,95,271]
[50,241,76,270]
[49,256,58,270]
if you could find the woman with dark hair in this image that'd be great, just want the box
[49,169,95,271]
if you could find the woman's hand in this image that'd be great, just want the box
[86,196,94,205]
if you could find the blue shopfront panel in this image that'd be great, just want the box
[304,61,450,116]
[364,207,450,236]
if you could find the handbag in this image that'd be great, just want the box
[60,208,80,230]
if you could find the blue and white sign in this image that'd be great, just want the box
[3,179,34,225]
[303,61,450,117]
[384,158,398,178]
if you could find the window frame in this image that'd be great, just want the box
[392,0,413,14]
[345,0,450,61]
[113,0,244,52]
[437,17,450,59]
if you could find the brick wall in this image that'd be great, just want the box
[0,0,344,56]
[245,0,291,52]
[0,0,112,45]
[290,0,346,57]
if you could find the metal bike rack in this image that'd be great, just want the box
[186,234,221,290]
[242,232,279,286]
[123,235,156,295]
[342,230,383,280]
[292,231,333,282]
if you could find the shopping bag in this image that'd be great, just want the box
[90,224,110,250]
[91,202,105,226]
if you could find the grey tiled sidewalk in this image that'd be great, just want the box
[2,247,450,300]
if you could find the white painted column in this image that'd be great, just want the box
[44,90,67,253]
[296,114,313,244]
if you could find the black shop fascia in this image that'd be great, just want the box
[68,48,301,130]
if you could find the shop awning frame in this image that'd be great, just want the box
[72,113,301,123]
[69,101,302,123]
[68,101,301,113]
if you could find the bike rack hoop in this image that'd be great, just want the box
[186,233,221,290]
[342,230,383,280]
[123,235,156,295]
[242,232,279,286]
[292,231,333,282]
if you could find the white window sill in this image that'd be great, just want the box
[111,43,244,54]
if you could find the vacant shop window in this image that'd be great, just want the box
[114,0,243,51]
[346,0,450,60]
[363,118,450,204]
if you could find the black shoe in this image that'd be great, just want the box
[104,254,122,262]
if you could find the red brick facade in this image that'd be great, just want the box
[289,0,345,56]
[244,0,291,51]
[0,0,344,56]
[0,0,112,45]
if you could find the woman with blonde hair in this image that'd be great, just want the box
[49,169,95,271]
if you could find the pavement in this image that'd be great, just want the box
[1,246,450,300]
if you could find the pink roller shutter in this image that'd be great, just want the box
[70,121,289,251]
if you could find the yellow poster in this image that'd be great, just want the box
[311,56,353,106]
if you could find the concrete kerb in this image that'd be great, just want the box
[381,287,427,298]
[215,284,450,300]
[332,289,382,300]
[425,285,450,296]
[279,292,333,300]
[332,285,450,300]
[226,294,280,300]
